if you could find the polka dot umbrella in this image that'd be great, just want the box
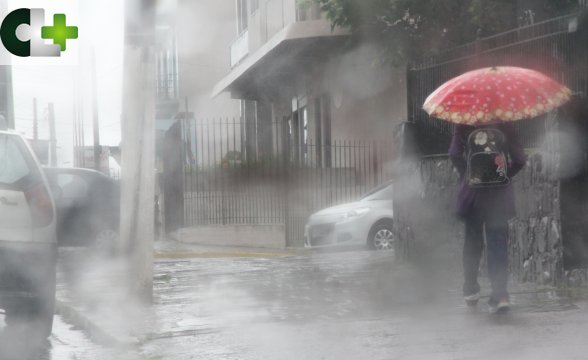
[422,66,572,125]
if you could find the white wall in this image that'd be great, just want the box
[176,0,240,118]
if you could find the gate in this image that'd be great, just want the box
[178,117,391,247]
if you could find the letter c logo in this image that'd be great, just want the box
[1,8,31,57]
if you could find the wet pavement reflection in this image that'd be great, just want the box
[141,249,588,359]
[55,246,588,360]
[0,322,50,360]
[0,313,136,359]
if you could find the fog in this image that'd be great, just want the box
[11,0,124,166]
[1,0,588,359]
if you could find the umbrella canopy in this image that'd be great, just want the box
[423,66,572,125]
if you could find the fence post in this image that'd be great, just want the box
[372,141,378,188]
[283,119,291,246]
[221,118,227,225]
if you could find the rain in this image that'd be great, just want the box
[1,1,588,359]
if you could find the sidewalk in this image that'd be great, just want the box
[55,238,306,347]
[153,238,304,259]
[55,248,143,347]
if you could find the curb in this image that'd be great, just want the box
[55,298,139,348]
[154,250,295,259]
[152,245,373,259]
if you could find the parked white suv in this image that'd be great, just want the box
[0,130,57,338]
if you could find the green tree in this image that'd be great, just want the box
[315,0,581,64]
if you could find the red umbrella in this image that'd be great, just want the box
[422,66,572,125]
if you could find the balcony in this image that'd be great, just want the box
[231,30,249,68]
[214,19,349,98]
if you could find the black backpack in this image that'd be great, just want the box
[466,128,509,188]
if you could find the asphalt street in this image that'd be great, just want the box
[30,246,588,360]
[140,249,588,360]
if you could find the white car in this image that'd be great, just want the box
[0,130,57,338]
[304,181,395,250]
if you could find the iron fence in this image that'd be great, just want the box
[408,10,588,155]
[179,117,391,246]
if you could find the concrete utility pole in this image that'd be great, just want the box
[121,0,156,302]
[91,48,101,172]
[0,67,14,129]
[0,1,14,129]
[48,103,57,166]
[33,98,38,140]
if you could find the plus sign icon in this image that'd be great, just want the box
[0,8,78,57]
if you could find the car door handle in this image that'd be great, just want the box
[0,197,18,206]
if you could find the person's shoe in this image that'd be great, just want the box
[489,298,510,314]
[464,292,480,307]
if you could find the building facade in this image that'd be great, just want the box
[214,0,408,166]
[154,1,241,166]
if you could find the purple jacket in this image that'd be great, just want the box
[448,124,526,223]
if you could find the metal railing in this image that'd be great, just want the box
[408,10,588,155]
[230,0,324,68]
[179,117,391,246]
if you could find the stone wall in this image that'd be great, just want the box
[394,152,566,286]
[508,152,562,285]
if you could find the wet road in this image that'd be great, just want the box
[55,247,588,359]
[140,249,588,360]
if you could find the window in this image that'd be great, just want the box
[155,26,178,101]
[301,106,308,161]
[237,0,249,34]
[57,174,89,199]
[314,98,322,166]
[361,182,394,201]
[0,135,32,186]
[289,112,300,162]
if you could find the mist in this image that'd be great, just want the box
[1,1,588,359]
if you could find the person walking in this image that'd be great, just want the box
[449,123,526,313]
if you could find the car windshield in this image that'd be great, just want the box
[0,134,35,188]
[360,182,394,201]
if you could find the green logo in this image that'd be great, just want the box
[0,8,78,57]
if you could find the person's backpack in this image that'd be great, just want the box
[466,128,509,188]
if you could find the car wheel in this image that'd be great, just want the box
[368,222,395,251]
[94,228,118,253]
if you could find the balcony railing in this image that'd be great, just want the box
[229,0,327,68]
[295,0,321,22]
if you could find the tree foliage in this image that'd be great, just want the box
[315,0,581,64]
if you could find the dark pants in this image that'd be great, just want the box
[463,213,509,302]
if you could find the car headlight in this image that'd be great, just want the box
[343,207,370,219]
